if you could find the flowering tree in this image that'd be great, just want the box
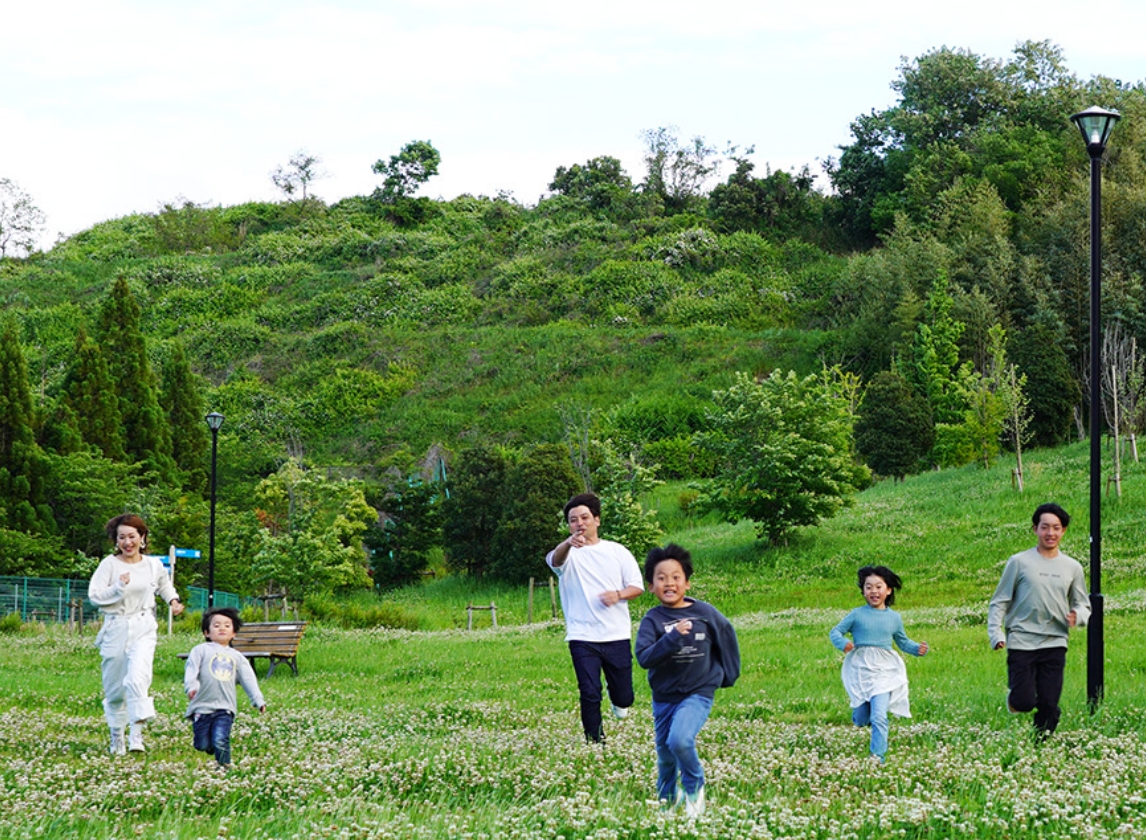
[0,178,46,258]
[694,369,869,545]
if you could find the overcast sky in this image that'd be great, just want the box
[3,0,1144,250]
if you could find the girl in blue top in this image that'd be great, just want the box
[829,566,928,762]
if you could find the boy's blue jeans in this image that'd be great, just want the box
[193,710,235,766]
[652,694,713,802]
[851,692,890,758]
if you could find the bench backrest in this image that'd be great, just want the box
[231,622,307,656]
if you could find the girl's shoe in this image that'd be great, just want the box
[109,730,126,756]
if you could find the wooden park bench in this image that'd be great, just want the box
[178,621,308,677]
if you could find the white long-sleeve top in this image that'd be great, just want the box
[88,554,178,617]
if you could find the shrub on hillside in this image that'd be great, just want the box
[302,592,422,630]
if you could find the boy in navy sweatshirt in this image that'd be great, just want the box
[635,544,739,818]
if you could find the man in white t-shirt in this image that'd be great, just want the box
[546,492,644,743]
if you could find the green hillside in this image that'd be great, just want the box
[1,40,1145,594]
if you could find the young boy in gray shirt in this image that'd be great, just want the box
[988,503,1089,736]
[184,606,266,765]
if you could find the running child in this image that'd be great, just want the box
[829,566,928,762]
[635,544,740,818]
[184,607,266,766]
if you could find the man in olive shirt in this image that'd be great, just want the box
[988,503,1090,736]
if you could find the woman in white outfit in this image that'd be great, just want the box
[88,514,184,755]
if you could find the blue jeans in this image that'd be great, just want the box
[193,710,235,766]
[652,694,713,802]
[852,692,890,758]
[569,640,635,742]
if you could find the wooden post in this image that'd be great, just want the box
[549,577,557,619]
[527,578,535,625]
[465,603,497,630]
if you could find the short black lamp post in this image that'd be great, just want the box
[1070,105,1120,711]
[205,411,225,608]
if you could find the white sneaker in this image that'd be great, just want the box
[128,734,145,753]
[683,786,705,818]
[109,730,126,756]
[611,704,629,720]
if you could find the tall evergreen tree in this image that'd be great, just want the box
[96,278,175,477]
[442,445,510,578]
[488,444,581,585]
[855,371,935,480]
[63,327,126,461]
[909,271,967,425]
[161,345,209,493]
[0,318,53,533]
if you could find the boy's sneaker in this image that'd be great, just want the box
[128,734,145,752]
[109,730,126,756]
[1006,692,1020,714]
[683,786,706,818]
[611,704,629,720]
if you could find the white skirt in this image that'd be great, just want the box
[841,646,911,718]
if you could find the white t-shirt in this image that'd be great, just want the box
[546,539,643,642]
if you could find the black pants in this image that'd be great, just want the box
[1007,647,1067,734]
[569,639,634,742]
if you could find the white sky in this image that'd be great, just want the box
[3,0,1144,250]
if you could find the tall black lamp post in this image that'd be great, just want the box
[1070,105,1120,711]
[205,411,224,608]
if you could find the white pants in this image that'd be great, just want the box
[96,612,159,729]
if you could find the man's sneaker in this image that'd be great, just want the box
[1006,692,1020,714]
[109,730,126,756]
[683,786,706,818]
[128,734,145,753]
[611,704,629,720]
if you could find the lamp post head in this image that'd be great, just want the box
[1071,106,1121,157]
[205,412,224,432]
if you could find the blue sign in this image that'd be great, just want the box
[145,554,172,570]
[174,548,201,559]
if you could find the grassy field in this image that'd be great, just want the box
[3,442,1146,838]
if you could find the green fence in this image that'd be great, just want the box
[0,577,97,624]
[0,577,251,624]
[184,586,248,612]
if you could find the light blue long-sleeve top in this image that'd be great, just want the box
[829,604,923,656]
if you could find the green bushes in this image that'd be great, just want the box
[302,592,422,629]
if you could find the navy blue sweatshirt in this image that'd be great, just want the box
[635,598,740,703]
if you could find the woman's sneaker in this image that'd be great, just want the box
[128,734,145,752]
[683,786,706,818]
[109,730,126,756]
